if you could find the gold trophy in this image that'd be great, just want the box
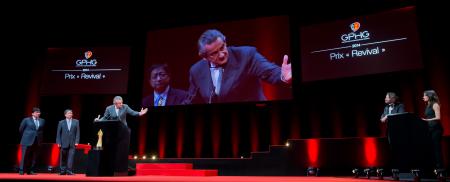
[95,129,103,150]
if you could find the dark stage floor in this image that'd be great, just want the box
[0,173,392,182]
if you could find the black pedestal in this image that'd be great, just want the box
[86,150,113,176]
[85,120,130,176]
[387,113,433,170]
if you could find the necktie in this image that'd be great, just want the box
[67,120,71,131]
[211,67,223,95]
[216,68,223,95]
[34,119,39,130]
[388,105,394,114]
[157,96,164,106]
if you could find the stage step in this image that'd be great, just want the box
[135,163,218,176]
[250,151,270,159]
[136,163,193,169]
[136,169,218,176]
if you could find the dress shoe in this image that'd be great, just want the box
[19,171,24,175]
[391,169,399,181]
[27,171,37,175]
[59,171,66,175]
[66,170,75,175]
[434,168,446,181]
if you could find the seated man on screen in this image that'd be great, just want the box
[142,64,188,107]
[184,29,292,104]
[380,92,405,123]
[95,96,148,126]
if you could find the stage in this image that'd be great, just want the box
[0,173,389,182]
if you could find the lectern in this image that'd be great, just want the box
[387,112,433,170]
[86,120,130,176]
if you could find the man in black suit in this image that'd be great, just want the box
[380,92,405,180]
[380,92,405,123]
[95,96,148,175]
[56,109,80,175]
[19,107,45,175]
[185,29,292,104]
[142,64,188,107]
[96,96,148,126]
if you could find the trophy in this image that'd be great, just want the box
[95,129,103,150]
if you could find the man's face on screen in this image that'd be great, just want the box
[203,38,228,66]
[150,67,170,93]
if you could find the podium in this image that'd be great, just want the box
[86,120,130,176]
[386,113,433,170]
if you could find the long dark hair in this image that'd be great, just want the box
[424,90,439,107]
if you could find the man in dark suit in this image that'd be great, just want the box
[380,92,405,180]
[19,107,45,175]
[56,109,80,175]
[380,92,405,123]
[95,96,148,175]
[142,64,188,107]
[185,29,292,104]
[96,96,148,126]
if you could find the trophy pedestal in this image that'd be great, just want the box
[86,120,129,176]
[86,150,112,176]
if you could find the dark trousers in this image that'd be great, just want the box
[20,139,39,172]
[429,122,443,168]
[60,147,76,172]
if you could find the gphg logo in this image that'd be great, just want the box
[350,22,360,32]
[85,51,93,59]
[76,51,97,67]
[341,22,370,43]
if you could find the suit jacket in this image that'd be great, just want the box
[141,87,188,107]
[381,103,406,118]
[19,117,45,146]
[187,46,284,104]
[100,104,139,126]
[56,119,80,148]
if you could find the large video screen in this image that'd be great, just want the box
[40,47,130,95]
[142,16,293,107]
[300,6,423,82]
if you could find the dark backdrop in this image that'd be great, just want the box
[2,0,449,160]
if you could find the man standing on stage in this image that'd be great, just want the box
[95,96,148,175]
[19,107,45,175]
[96,96,148,125]
[56,109,80,175]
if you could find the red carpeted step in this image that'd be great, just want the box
[136,169,218,176]
[136,163,193,169]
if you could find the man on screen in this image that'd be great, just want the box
[185,29,292,104]
[142,64,188,107]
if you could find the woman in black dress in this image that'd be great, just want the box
[422,90,443,170]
